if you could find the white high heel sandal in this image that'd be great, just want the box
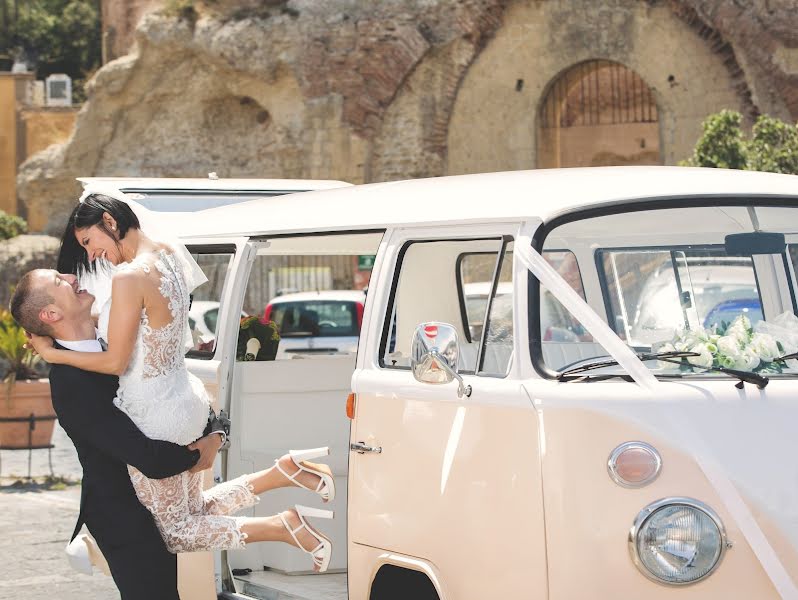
[280,505,334,572]
[275,447,336,503]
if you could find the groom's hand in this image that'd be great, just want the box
[187,433,223,472]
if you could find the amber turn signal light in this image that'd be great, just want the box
[346,392,356,420]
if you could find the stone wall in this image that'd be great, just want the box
[447,0,745,173]
[17,0,798,235]
[0,234,61,311]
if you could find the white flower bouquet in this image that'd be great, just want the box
[657,312,798,373]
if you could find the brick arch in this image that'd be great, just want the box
[666,0,758,122]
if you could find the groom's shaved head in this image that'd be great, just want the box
[9,270,55,336]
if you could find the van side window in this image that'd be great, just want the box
[241,234,380,360]
[478,241,514,376]
[382,237,512,377]
[186,248,236,358]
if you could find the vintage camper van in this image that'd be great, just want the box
[80,167,798,600]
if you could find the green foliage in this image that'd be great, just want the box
[0,309,41,383]
[0,0,101,103]
[746,115,798,174]
[683,109,798,175]
[0,211,27,241]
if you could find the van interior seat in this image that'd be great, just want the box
[458,342,513,375]
[461,341,605,373]
[541,341,606,372]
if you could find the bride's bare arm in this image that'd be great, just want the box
[31,271,143,375]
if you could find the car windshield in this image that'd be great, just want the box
[271,300,359,337]
[538,204,798,378]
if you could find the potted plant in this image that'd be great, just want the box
[236,316,280,362]
[0,309,54,449]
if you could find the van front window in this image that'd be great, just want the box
[538,204,798,379]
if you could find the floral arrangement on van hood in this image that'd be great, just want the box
[658,312,798,373]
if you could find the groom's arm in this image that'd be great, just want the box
[50,367,200,479]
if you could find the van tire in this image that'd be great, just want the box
[369,564,440,600]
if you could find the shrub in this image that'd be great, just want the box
[683,110,798,175]
[0,211,28,241]
[0,309,42,389]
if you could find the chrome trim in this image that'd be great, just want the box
[607,441,662,488]
[350,441,382,454]
[628,497,729,586]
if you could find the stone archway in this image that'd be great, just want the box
[538,59,661,168]
[446,0,752,175]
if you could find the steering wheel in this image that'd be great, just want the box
[318,320,338,328]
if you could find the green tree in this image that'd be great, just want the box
[683,109,798,175]
[0,0,101,102]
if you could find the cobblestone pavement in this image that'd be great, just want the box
[0,423,118,600]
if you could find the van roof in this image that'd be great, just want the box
[179,167,798,238]
[79,177,351,193]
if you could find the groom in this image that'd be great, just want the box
[9,269,224,600]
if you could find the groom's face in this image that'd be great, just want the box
[32,270,95,324]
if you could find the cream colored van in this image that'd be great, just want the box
[83,167,798,600]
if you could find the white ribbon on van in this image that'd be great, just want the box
[518,242,798,599]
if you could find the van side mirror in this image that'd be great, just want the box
[410,322,472,398]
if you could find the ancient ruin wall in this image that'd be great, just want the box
[17,0,798,235]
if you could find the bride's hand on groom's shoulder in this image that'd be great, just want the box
[27,333,55,361]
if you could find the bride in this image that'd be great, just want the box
[30,193,335,572]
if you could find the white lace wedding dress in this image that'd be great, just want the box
[102,249,258,552]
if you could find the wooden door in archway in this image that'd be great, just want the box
[538,60,661,168]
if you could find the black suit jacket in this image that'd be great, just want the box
[48,356,199,552]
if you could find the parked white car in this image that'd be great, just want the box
[263,290,366,357]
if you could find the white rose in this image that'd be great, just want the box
[686,343,714,369]
[717,336,742,356]
[750,333,779,363]
[734,349,760,371]
[726,315,752,343]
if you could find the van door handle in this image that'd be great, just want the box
[350,441,382,454]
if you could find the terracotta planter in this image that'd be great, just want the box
[0,379,56,449]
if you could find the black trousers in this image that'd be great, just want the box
[103,537,180,600]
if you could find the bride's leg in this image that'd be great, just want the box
[201,453,327,516]
[128,467,322,555]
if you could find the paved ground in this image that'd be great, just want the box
[0,424,118,600]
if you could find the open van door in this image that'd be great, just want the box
[217,232,383,599]
[182,236,254,597]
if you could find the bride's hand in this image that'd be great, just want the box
[27,333,55,362]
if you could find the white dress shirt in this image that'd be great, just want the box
[55,332,103,353]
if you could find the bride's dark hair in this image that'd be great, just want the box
[57,194,141,275]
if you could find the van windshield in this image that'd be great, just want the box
[538,204,798,379]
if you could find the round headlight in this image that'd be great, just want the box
[629,498,727,585]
